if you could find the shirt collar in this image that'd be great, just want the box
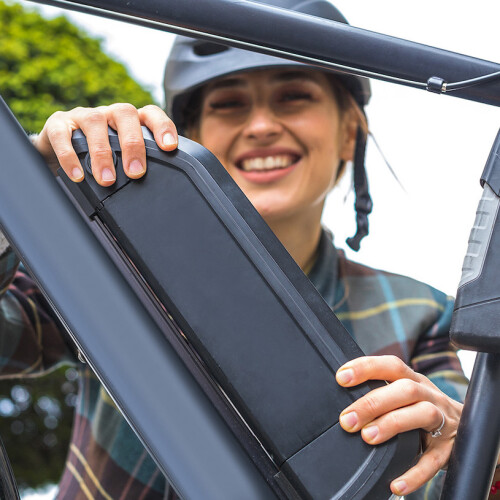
[307,228,338,308]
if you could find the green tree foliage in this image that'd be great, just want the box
[0,367,79,490]
[0,1,155,133]
[0,0,156,491]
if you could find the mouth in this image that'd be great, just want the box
[236,154,301,172]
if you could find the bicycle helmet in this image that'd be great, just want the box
[163,0,372,250]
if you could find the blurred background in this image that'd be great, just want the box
[1,0,499,496]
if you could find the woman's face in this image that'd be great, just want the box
[196,69,357,225]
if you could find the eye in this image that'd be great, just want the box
[279,91,313,103]
[209,99,246,110]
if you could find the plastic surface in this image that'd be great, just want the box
[0,97,276,500]
[441,353,500,500]
[480,130,500,195]
[451,129,500,352]
[61,126,419,499]
[32,0,500,107]
[457,183,499,289]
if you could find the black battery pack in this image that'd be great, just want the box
[60,127,419,499]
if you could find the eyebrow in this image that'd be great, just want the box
[206,71,319,91]
[271,71,319,83]
[208,78,246,91]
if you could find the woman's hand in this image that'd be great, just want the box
[336,355,463,496]
[33,104,178,185]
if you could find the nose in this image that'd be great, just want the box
[242,105,283,142]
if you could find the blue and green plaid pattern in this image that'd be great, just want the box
[0,229,467,499]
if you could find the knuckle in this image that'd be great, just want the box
[399,378,419,398]
[121,136,145,151]
[85,109,107,124]
[386,355,409,376]
[428,451,443,471]
[91,147,112,162]
[429,401,441,417]
[46,125,64,143]
[49,110,66,121]
[56,148,75,162]
[111,102,137,116]
[140,104,161,113]
[363,394,380,415]
[139,105,173,126]
[388,411,402,433]
[419,400,436,416]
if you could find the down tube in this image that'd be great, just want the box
[0,98,276,500]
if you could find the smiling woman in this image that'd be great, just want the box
[195,69,359,267]
[1,0,498,498]
[25,1,473,497]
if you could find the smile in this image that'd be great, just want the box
[238,154,300,172]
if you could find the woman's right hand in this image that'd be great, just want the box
[33,103,179,185]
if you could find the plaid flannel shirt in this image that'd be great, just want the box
[0,229,467,500]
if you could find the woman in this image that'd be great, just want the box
[0,0,493,498]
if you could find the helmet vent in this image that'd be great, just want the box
[193,42,229,56]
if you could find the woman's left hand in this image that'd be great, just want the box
[336,355,463,496]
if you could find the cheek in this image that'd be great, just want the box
[199,119,234,165]
[305,117,342,165]
[303,119,344,194]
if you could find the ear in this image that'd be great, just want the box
[339,108,359,163]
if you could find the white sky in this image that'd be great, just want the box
[16,0,500,379]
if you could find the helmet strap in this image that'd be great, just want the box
[346,126,372,251]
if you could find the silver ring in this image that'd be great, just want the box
[429,408,446,438]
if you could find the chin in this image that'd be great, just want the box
[254,204,295,226]
[244,190,304,224]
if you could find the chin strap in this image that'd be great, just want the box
[346,126,372,251]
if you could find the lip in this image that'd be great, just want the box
[233,147,302,184]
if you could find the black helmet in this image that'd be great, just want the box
[163,0,372,250]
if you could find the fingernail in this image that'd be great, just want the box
[101,168,115,182]
[340,412,358,430]
[72,167,83,181]
[393,480,408,495]
[363,425,379,441]
[337,368,354,385]
[128,159,145,176]
[163,132,176,147]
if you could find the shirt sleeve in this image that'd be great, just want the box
[0,243,76,377]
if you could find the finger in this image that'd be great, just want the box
[44,113,84,182]
[391,445,451,496]
[138,105,178,151]
[79,108,116,186]
[108,103,146,179]
[336,355,423,387]
[359,401,444,444]
[339,379,436,432]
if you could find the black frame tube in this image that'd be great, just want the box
[441,353,500,500]
[0,99,276,500]
[28,0,500,107]
[0,436,19,500]
[6,1,500,497]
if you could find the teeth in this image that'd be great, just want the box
[240,155,296,172]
